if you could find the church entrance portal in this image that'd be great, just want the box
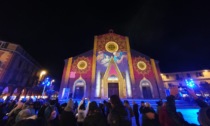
[74,86,84,99]
[142,86,152,98]
[108,83,119,97]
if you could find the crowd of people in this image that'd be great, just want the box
[0,86,209,126]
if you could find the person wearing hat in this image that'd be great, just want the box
[60,99,77,126]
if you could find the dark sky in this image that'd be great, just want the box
[0,1,210,88]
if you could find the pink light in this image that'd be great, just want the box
[70,72,76,78]
[109,64,117,75]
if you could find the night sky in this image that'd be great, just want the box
[0,1,210,89]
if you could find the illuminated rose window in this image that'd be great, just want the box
[137,61,147,71]
[77,60,87,70]
[133,57,151,75]
[105,41,119,53]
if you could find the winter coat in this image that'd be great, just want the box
[83,110,107,126]
[108,105,131,126]
[60,110,77,126]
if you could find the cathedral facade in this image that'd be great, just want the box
[59,31,166,100]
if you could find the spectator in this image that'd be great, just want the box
[187,88,210,126]
[139,101,145,114]
[60,99,77,126]
[76,98,90,126]
[124,100,134,125]
[141,102,160,126]
[159,86,195,126]
[156,99,163,115]
[44,105,60,126]
[132,101,140,126]
[107,95,131,126]
[83,101,107,126]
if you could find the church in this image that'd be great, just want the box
[59,30,166,100]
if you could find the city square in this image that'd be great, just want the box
[0,1,210,126]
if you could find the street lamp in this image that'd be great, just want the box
[51,79,55,85]
[41,77,51,98]
[39,70,47,82]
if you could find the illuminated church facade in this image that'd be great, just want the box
[59,31,166,100]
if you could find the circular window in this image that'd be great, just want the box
[77,60,87,70]
[137,61,147,71]
[105,41,119,53]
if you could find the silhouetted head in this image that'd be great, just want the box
[198,107,210,126]
[79,103,85,110]
[110,95,123,108]
[89,101,99,111]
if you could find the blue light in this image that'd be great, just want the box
[42,77,51,86]
[185,79,195,87]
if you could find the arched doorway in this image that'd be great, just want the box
[140,78,153,99]
[107,75,119,97]
[73,77,86,99]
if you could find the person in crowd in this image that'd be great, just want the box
[38,101,49,118]
[156,99,163,115]
[83,101,107,126]
[73,101,78,112]
[123,100,134,125]
[60,102,67,113]
[103,100,110,119]
[44,105,60,126]
[132,101,140,126]
[5,100,24,126]
[141,102,160,126]
[76,98,90,126]
[159,86,198,126]
[139,101,145,126]
[139,101,145,114]
[7,100,24,117]
[98,102,105,117]
[60,99,77,126]
[187,88,210,126]
[27,101,36,115]
[34,99,42,114]
[15,108,35,123]
[107,94,131,126]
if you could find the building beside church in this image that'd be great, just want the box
[0,41,42,99]
[161,70,210,97]
[59,30,166,100]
